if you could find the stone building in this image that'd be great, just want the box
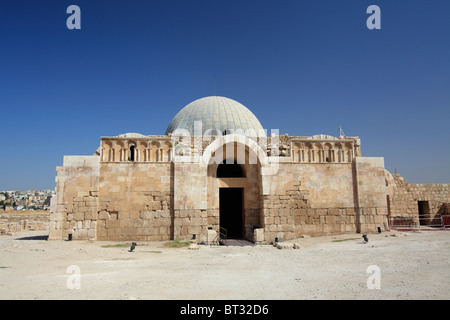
[48,96,449,242]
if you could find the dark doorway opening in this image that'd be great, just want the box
[418,201,430,225]
[217,160,245,178]
[220,188,244,239]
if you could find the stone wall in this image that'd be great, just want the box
[96,162,173,241]
[260,157,388,242]
[354,157,389,233]
[0,213,50,234]
[173,161,208,241]
[49,156,99,240]
[386,172,450,224]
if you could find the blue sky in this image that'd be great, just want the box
[0,0,449,190]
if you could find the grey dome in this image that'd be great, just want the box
[166,96,265,136]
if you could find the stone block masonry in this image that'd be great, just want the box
[0,213,50,234]
[47,134,420,243]
[386,172,449,225]
[259,157,389,242]
[97,191,173,241]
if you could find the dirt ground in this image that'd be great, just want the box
[0,229,449,300]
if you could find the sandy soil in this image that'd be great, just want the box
[0,230,449,300]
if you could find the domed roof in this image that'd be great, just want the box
[166,96,264,136]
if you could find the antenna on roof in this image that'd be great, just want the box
[214,75,216,96]
[339,125,345,137]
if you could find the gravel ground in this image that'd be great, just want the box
[0,230,449,300]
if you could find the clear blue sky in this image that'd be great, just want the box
[1,0,449,190]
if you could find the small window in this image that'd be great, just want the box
[222,129,233,136]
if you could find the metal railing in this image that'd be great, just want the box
[245,226,255,243]
[442,215,450,228]
[389,214,450,231]
[219,227,227,246]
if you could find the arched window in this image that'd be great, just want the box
[222,129,233,136]
[217,159,245,178]
[129,145,135,162]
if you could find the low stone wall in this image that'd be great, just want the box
[387,173,450,218]
[0,212,50,234]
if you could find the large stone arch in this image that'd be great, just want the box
[173,134,279,242]
[202,134,268,168]
[205,135,265,240]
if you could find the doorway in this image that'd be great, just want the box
[219,188,244,239]
[418,201,430,226]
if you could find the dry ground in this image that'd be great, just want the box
[0,229,449,300]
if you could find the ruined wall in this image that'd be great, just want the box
[386,172,450,223]
[0,213,50,234]
[49,156,99,240]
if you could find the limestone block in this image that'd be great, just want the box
[78,229,88,239]
[85,210,97,220]
[97,228,108,237]
[98,211,110,220]
[81,220,89,229]
[119,219,133,228]
[73,212,84,221]
[50,212,63,222]
[254,228,264,242]
[140,211,153,219]
[324,215,334,224]
[188,225,202,235]
[375,215,385,224]
[78,206,89,212]
[159,226,169,236]
[147,201,160,211]
[106,219,120,229]
[276,242,293,249]
[110,212,118,220]
[207,229,217,244]
[88,229,96,239]
[85,200,97,207]
[107,228,120,237]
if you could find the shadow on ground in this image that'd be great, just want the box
[15,235,49,241]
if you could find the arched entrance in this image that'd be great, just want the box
[204,135,266,241]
